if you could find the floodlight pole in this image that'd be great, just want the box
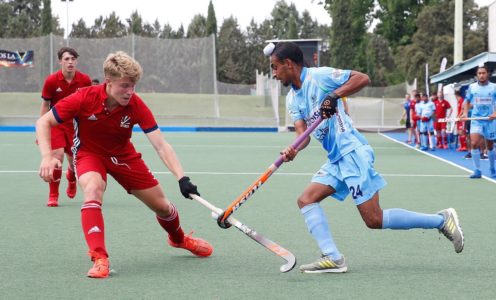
[61,0,74,44]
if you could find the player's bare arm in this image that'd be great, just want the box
[281,119,309,162]
[145,129,185,180]
[39,100,50,116]
[333,71,370,98]
[461,101,470,118]
[36,111,62,182]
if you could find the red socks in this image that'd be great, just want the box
[81,201,184,257]
[460,135,467,149]
[49,168,62,196]
[66,168,76,182]
[81,201,108,258]
[156,203,184,244]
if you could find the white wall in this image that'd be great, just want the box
[490,1,496,52]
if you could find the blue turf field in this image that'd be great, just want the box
[382,131,496,182]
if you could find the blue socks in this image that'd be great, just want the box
[471,149,481,170]
[489,149,495,171]
[301,205,445,258]
[382,208,444,229]
[301,203,341,260]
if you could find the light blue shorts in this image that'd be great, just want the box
[419,119,434,133]
[311,145,387,205]
[470,119,496,140]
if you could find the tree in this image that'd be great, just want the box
[90,16,105,38]
[270,0,300,39]
[176,24,185,38]
[51,15,64,36]
[325,0,375,71]
[70,18,91,38]
[206,0,217,37]
[41,0,52,35]
[102,12,126,37]
[159,23,174,38]
[245,19,271,78]
[0,1,12,38]
[395,0,485,91]
[374,0,424,49]
[3,0,42,37]
[187,14,207,38]
[127,10,143,35]
[364,33,396,86]
[217,17,249,83]
[150,19,162,37]
[300,10,318,38]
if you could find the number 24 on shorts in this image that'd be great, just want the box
[349,185,363,199]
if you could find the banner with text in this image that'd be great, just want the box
[0,50,34,67]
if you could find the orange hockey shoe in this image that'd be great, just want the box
[87,251,110,278]
[168,232,213,257]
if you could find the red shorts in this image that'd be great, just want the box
[51,123,74,155]
[434,121,447,131]
[75,152,159,193]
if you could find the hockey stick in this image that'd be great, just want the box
[216,115,324,229]
[190,194,297,273]
[437,116,490,123]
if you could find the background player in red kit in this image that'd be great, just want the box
[40,47,92,206]
[36,51,213,278]
[410,93,421,147]
[432,91,452,149]
[455,90,468,151]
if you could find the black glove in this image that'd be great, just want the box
[178,176,200,199]
[320,93,339,119]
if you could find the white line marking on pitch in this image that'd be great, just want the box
[0,170,469,178]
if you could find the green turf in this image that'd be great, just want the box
[1,132,495,299]
[0,93,285,126]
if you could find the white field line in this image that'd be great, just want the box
[0,143,405,150]
[0,170,469,178]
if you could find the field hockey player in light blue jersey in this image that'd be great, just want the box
[265,41,464,274]
[462,64,496,178]
[418,93,436,151]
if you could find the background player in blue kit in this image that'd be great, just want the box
[462,64,496,178]
[266,42,464,273]
[418,93,436,151]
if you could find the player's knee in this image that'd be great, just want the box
[364,215,382,229]
[297,195,314,209]
[155,200,173,217]
[82,181,105,200]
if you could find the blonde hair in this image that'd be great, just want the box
[103,51,142,82]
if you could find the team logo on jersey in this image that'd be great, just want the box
[315,170,328,177]
[87,114,98,121]
[120,115,131,128]
[336,113,346,134]
[331,69,343,80]
[55,87,62,92]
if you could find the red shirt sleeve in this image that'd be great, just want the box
[134,96,158,133]
[41,74,54,101]
[51,89,83,124]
